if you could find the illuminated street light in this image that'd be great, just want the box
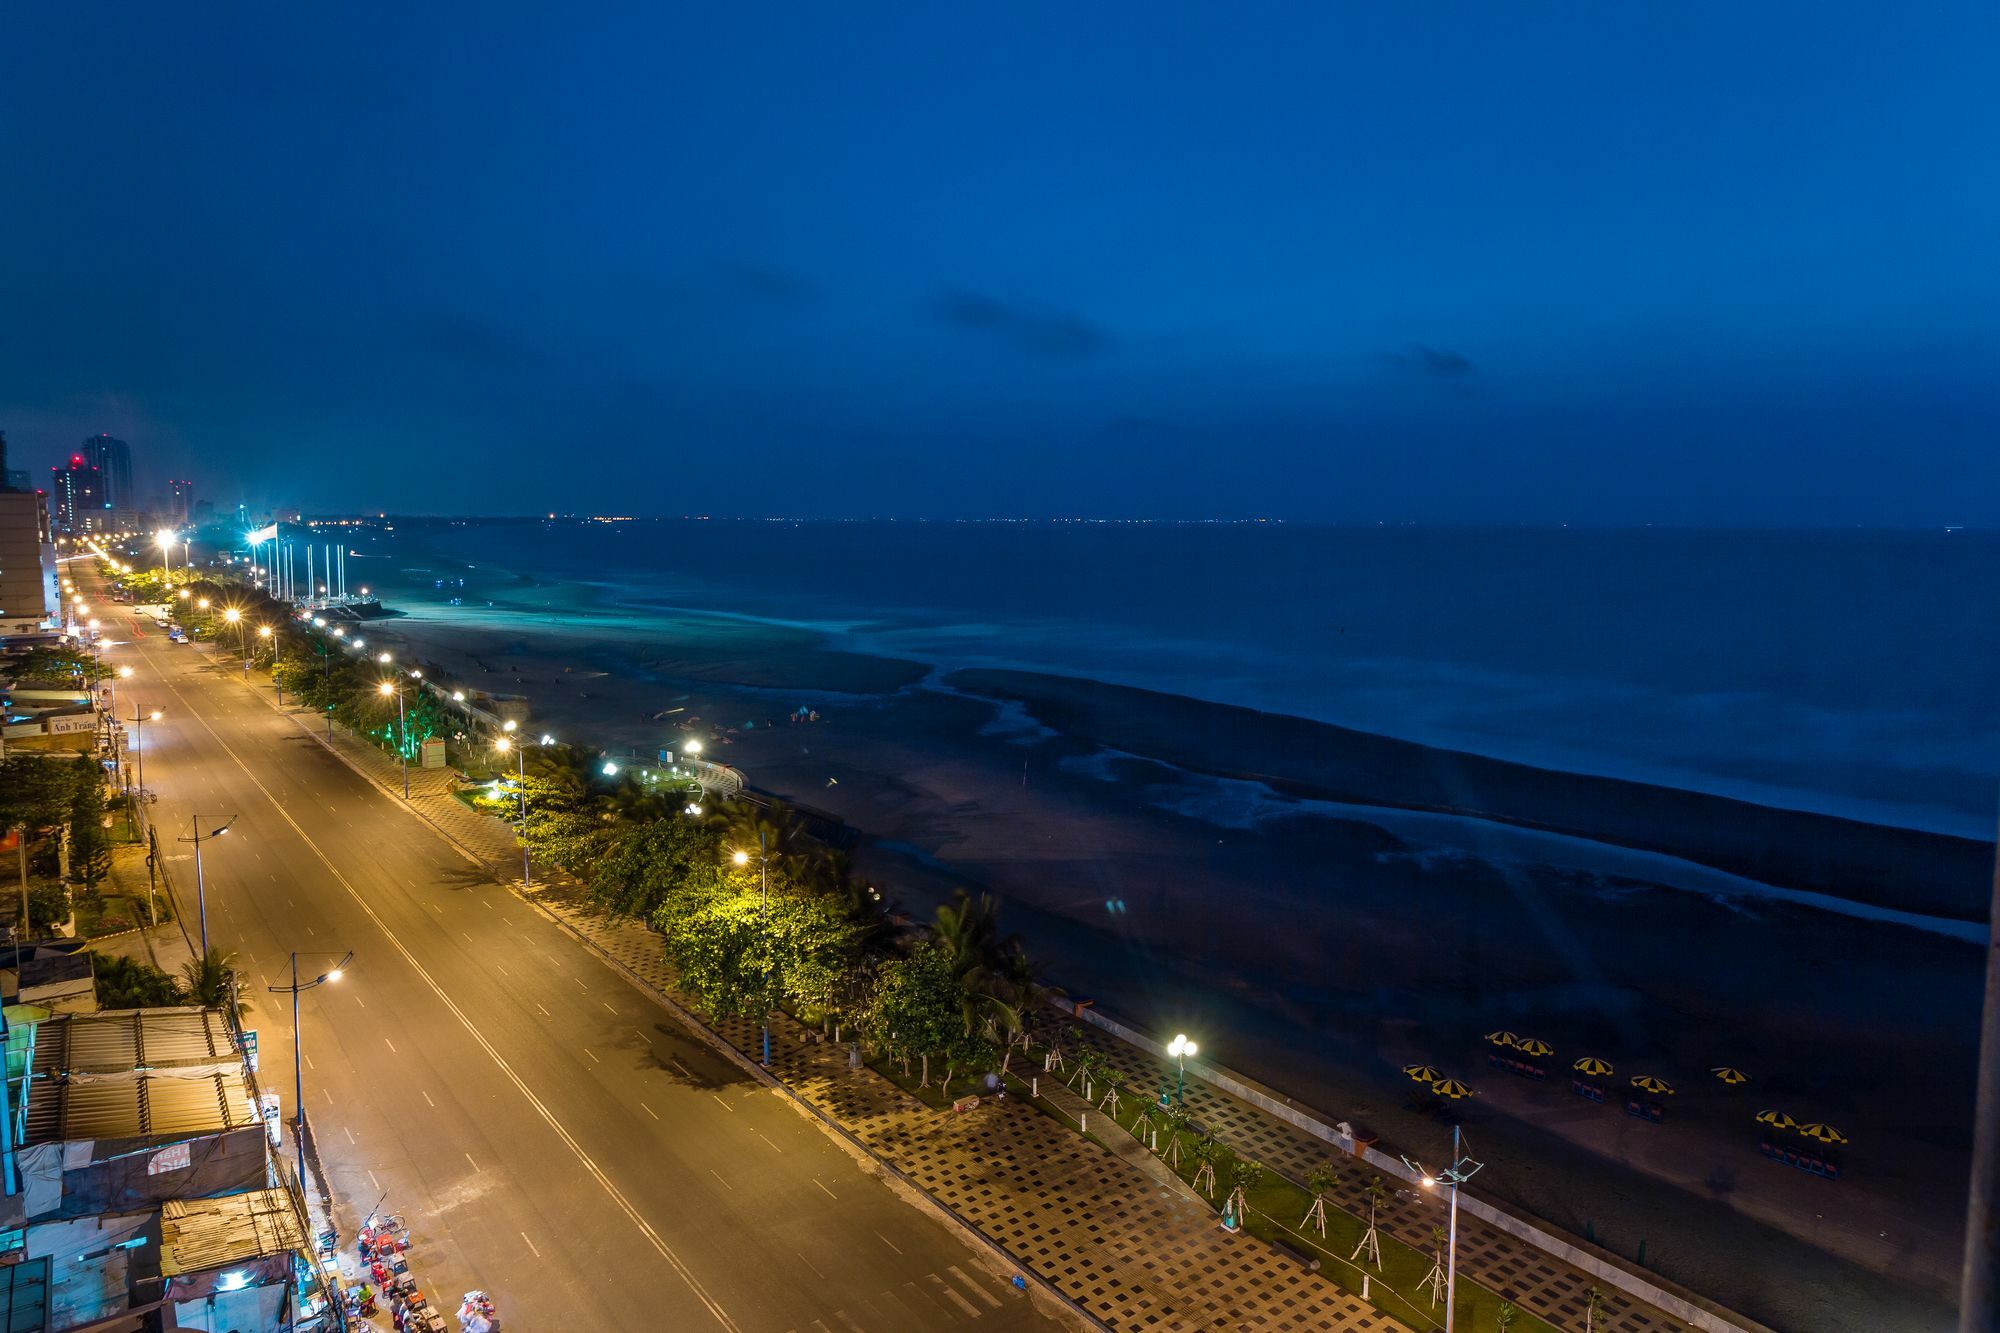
[378,681,409,798]
[1402,1128,1484,1333]
[1168,1033,1199,1104]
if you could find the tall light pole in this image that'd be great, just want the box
[178,815,235,958]
[1168,1033,1199,1104]
[269,950,350,1182]
[128,708,161,817]
[377,679,408,798]
[223,607,248,673]
[154,529,175,584]
[494,725,555,888]
[1404,1126,1483,1333]
[257,626,277,702]
[732,836,771,1067]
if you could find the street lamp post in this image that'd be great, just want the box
[223,607,248,673]
[268,950,351,1181]
[1404,1126,1484,1333]
[1168,1033,1199,1104]
[732,837,771,1067]
[258,626,277,702]
[178,815,235,958]
[154,529,175,583]
[377,680,408,798]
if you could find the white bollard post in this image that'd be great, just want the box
[1032,1077,1039,1098]
[1362,1275,1371,1300]
[1081,1112,1087,1133]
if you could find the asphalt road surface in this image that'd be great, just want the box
[92,573,1069,1333]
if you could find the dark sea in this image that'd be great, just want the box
[404,521,2000,838]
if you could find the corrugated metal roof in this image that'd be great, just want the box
[32,1008,236,1077]
[161,1189,305,1275]
[23,1069,252,1146]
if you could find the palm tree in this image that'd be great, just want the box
[181,948,245,1013]
[934,892,1022,1043]
[1190,1135,1222,1196]
[1304,1162,1342,1236]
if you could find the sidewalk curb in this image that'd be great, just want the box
[231,654,1112,1333]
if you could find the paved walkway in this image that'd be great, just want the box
[251,689,1406,1332]
[1058,1030,1682,1333]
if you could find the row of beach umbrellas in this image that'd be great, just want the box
[1484,1032,1849,1143]
[1401,1064,1473,1100]
[1757,1109,1849,1145]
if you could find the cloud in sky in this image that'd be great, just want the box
[926,288,1113,360]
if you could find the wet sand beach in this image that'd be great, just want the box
[349,567,1985,1331]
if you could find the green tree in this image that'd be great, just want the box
[67,774,111,894]
[93,953,185,1008]
[1496,1301,1519,1330]
[866,940,962,1087]
[594,817,722,921]
[181,948,246,1011]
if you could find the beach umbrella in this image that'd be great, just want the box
[1798,1123,1848,1146]
[1485,1030,1521,1048]
[1631,1075,1674,1096]
[1431,1079,1474,1100]
[1573,1057,1614,1077]
[1711,1066,1750,1085]
[1756,1110,1798,1131]
[1517,1038,1555,1058]
[1402,1064,1444,1084]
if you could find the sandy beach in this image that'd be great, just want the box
[342,562,1985,1332]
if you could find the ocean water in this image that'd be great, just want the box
[403,521,2000,837]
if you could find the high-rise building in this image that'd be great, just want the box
[0,488,55,638]
[0,430,30,492]
[168,477,195,524]
[80,433,134,511]
[48,456,103,533]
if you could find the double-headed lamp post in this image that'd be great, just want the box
[732,840,772,1067]
[377,679,409,799]
[268,950,352,1180]
[493,724,555,888]
[1403,1126,1484,1333]
[1168,1033,1199,1104]
[178,815,236,958]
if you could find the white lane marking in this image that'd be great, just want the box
[495,963,510,977]
[354,995,367,1008]
[574,977,588,991]
[672,1057,693,1079]
[947,1266,1002,1309]
[464,932,476,944]
[640,1102,659,1120]
[755,1131,782,1153]
[929,1276,980,1319]
[384,1037,397,1054]
[368,1170,380,1191]
[813,1178,836,1200]
[344,1126,356,1145]
[534,1002,551,1017]
[875,1233,902,1255]
[521,1231,542,1259]
[303,1051,316,1071]
[709,1168,733,1191]
[711,1094,733,1112]
[178,701,742,1332]
[601,1001,617,1014]
[421,1089,436,1108]
[584,1048,599,1064]
[795,1250,826,1280]
[466,1152,479,1172]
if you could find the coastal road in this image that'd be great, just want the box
[92,574,1067,1332]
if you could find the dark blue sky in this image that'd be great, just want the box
[4,3,1994,522]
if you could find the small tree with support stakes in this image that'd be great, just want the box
[1584,1286,1606,1332]
[1419,1224,1448,1307]
[1350,1175,1388,1269]
[1496,1300,1519,1330]
[1190,1136,1224,1198]
[1073,1046,1102,1101]
[1221,1159,1262,1232]
[1098,1064,1126,1117]
[1161,1100,1192,1169]
[1303,1162,1343,1237]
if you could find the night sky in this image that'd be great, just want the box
[4,3,1994,522]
